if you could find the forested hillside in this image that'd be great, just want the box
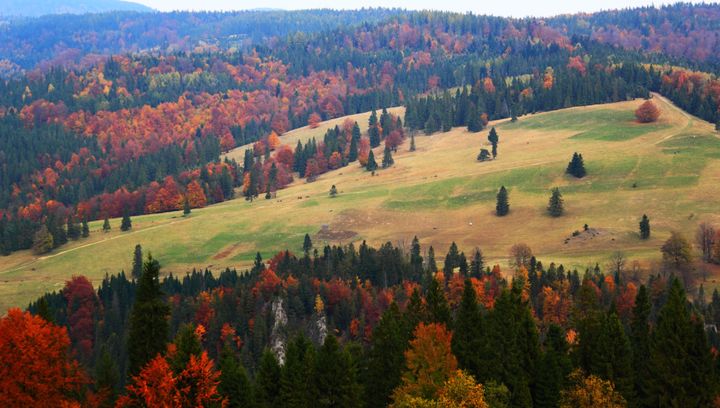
[2,4,720,407]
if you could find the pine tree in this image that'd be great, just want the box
[168,324,202,374]
[369,110,381,147]
[426,276,451,327]
[630,285,651,406]
[364,303,411,407]
[103,217,111,232]
[647,278,716,406]
[566,152,587,178]
[452,279,484,379]
[639,214,650,239]
[303,234,313,255]
[255,350,281,408]
[132,244,143,280]
[427,246,437,274]
[314,335,362,408]
[81,219,89,238]
[470,248,484,278]
[594,307,635,404]
[95,346,120,404]
[534,325,571,408]
[348,132,358,161]
[382,146,394,168]
[409,133,416,152]
[127,254,169,375]
[183,196,191,216]
[467,103,482,132]
[496,186,509,216]
[547,188,564,217]
[219,344,254,408]
[410,236,423,278]
[488,127,499,158]
[120,210,132,232]
[366,150,378,172]
[280,334,317,407]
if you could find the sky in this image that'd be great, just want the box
[133,0,712,18]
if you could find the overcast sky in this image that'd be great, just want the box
[134,0,712,18]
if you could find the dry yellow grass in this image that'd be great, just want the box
[1,94,719,312]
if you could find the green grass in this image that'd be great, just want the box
[2,96,720,312]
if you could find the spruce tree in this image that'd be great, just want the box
[120,210,132,232]
[427,245,437,274]
[470,248,484,278]
[410,236,423,278]
[534,325,571,408]
[566,152,587,178]
[647,278,716,406]
[630,285,651,406]
[467,103,482,132]
[303,233,313,255]
[127,254,169,375]
[131,244,143,280]
[103,217,111,232]
[381,146,394,168]
[366,150,378,172]
[496,186,509,216]
[219,344,254,408]
[547,187,564,217]
[364,303,411,407]
[452,279,484,379]
[369,110,381,147]
[81,219,89,238]
[314,335,362,408]
[639,214,650,239]
[255,350,281,408]
[95,346,119,404]
[168,324,202,373]
[488,127,499,158]
[280,335,317,407]
[348,132,358,161]
[426,276,451,327]
[594,307,636,404]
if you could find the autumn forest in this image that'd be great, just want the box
[2,3,720,407]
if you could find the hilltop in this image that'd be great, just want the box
[1,95,719,311]
[2,0,152,17]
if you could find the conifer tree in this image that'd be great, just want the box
[219,344,254,408]
[630,285,651,405]
[534,325,571,408]
[132,244,143,279]
[103,217,111,232]
[280,334,316,407]
[314,335,362,408]
[647,278,716,406]
[127,254,169,375]
[443,242,460,280]
[255,350,281,408]
[183,196,191,216]
[427,246,437,274]
[348,133,358,161]
[594,307,635,404]
[303,234,313,255]
[426,276,451,327]
[452,279,484,379]
[32,225,53,255]
[639,214,650,239]
[547,188,564,217]
[120,210,132,232]
[470,248,484,278]
[467,103,482,132]
[364,303,411,407]
[168,324,202,374]
[410,236,423,277]
[366,150,378,172]
[96,346,120,404]
[81,219,89,238]
[566,153,587,178]
[369,110,381,147]
[409,133,416,152]
[496,186,509,216]
[67,217,81,240]
[382,146,394,168]
[488,127,499,158]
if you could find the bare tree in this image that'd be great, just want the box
[609,251,626,277]
[509,243,533,270]
[696,222,716,263]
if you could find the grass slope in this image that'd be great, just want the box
[2,95,720,312]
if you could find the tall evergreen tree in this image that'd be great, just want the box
[81,219,89,238]
[427,245,437,274]
[409,133,416,152]
[639,214,650,239]
[280,334,317,407]
[488,127,499,158]
[127,254,169,375]
[219,344,254,408]
[452,279,484,379]
[183,196,191,216]
[410,236,423,277]
[303,233,313,255]
[547,187,564,217]
[467,103,482,132]
[366,150,378,172]
[314,335,362,408]
[496,186,509,216]
[534,325,571,408]
[131,244,143,280]
[255,350,281,408]
[566,152,587,178]
[630,285,651,406]
[594,307,635,405]
[96,346,120,405]
[364,303,411,407]
[120,210,132,232]
[382,146,394,168]
[470,248,484,278]
[647,278,716,406]
[348,131,358,161]
[426,276,451,327]
[369,110,381,147]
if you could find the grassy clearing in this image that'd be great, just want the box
[2,95,720,311]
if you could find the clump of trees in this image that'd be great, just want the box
[635,100,661,123]
[566,152,587,178]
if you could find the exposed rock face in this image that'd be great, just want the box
[270,297,288,364]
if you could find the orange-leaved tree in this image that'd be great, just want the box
[0,309,88,406]
[635,100,660,123]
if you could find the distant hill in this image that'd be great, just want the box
[2,0,152,17]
